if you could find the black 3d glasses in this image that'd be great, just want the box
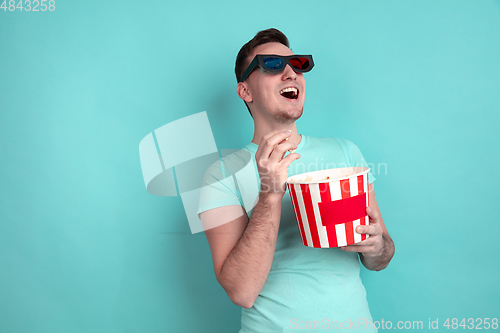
[239,54,314,83]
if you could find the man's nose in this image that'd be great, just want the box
[281,64,297,80]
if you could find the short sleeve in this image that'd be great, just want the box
[197,148,260,220]
[197,159,242,216]
[346,140,376,185]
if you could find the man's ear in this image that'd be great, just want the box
[237,82,253,103]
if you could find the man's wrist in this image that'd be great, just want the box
[360,234,394,271]
[259,191,284,205]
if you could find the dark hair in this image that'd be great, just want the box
[235,28,290,82]
[235,28,290,116]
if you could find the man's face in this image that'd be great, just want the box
[241,42,306,123]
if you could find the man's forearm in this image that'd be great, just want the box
[218,193,282,308]
[360,234,395,271]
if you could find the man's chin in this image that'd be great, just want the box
[275,107,303,123]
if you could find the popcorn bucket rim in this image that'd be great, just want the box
[286,166,370,185]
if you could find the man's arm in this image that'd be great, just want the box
[202,194,282,308]
[201,130,300,308]
[340,183,395,271]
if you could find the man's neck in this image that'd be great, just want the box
[251,122,302,147]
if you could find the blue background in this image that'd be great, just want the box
[1,0,499,332]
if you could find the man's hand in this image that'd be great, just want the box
[255,130,301,197]
[339,207,384,257]
[339,184,395,271]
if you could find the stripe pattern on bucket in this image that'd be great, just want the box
[288,173,370,248]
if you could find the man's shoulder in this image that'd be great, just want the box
[202,146,255,184]
[198,144,259,216]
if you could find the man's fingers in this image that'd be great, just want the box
[366,206,379,220]
[355,224,381,236]
[340,245,375,253]
[350,235,376,246]
[256,130,292,160]
[255,130,282,159]
[261,129,285,142]
[279,152,301,169]
[269,141,298,162]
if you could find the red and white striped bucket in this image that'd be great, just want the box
[287,167,370,248]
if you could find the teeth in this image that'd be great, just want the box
[280,87,298,95]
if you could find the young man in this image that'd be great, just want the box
[198,28,394,332]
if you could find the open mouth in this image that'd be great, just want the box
[279,87,298,100]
